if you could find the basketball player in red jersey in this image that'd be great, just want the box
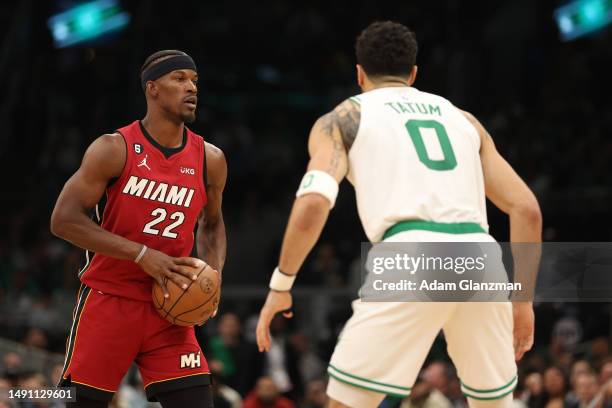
[50,50,226,407]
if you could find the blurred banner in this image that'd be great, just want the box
[47,0,130,48]
[554,0,612,41]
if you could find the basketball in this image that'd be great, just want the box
[152,261,220,326]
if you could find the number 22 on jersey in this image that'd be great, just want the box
[143,208,185,239]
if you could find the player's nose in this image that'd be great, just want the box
[187,79,197,93]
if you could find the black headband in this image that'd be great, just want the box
[141,54,197,90]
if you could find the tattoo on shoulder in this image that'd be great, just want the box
[335,99,361,151]
[314,99,361,174]
[318,98,361,152]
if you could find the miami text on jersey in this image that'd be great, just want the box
[122,175,195,208]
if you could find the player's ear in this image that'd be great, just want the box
[408,65,418,86]
[356,64,366,89]
[146,81,159,98]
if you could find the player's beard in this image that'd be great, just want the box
[181,111,196,123]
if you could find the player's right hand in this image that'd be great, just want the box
[512,302,534,361]
[137,247,202,298]
[256,290,293,352]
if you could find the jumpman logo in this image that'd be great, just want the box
[137,154,151,171]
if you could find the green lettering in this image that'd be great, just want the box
[428,104,441,116]
[416,103,428,114]
[385,102,402,114]
[302,174,314,188]
[398,103,411,114]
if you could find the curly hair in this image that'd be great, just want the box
[355,21,418,78]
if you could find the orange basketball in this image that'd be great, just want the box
[152,260,220,326]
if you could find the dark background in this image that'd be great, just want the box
[0,1,611,407]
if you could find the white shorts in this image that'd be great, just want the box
[327,230,517,407]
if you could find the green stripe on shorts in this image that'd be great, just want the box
[461,375,518,400]
[327,365,410,397]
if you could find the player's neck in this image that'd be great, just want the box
[141,114,185,148]
[371,79,410,90]
[362,75,412,92]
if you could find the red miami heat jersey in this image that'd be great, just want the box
[81,120,207,301]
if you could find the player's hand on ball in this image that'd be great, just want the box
[137,248,203,298]
[512,302,534,361]
[256,290,293,352]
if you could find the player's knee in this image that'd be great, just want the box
[467,393,513,408]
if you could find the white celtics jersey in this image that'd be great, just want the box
[347,86,488,242]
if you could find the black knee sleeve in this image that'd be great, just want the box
[156,385,214,408]
[67,396,108,408]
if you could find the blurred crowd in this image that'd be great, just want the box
[1,309,611,407]
[1,0,612,407]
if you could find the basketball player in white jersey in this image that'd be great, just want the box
[256,21,542,408]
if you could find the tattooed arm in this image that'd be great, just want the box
[256,99,361,351]
[278,98,360,274]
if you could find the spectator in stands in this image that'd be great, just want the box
[301,378,327,408]
[288,332,325,385]
[600,359,612,385]
[0,377,12,407]
[422,361,466,407]
[601,379,612,408]
[566,360,593,406]
[48,363,63,390]
[571,360,593,388]
[210,362,242,408]
[243,376,295,408]
[589,337,609,368]
[521,372,545,408]
[305,244,343,287]
[542,366,567,407]
[422,362,451,398]
[22,328,48,350]
[567,372,600,408]
[242,315,303,399]
[400,378,452,408]
[18,372,63,408]
[209,312,249,391]
[1,353,22,382]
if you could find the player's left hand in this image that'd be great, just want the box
[256,290,293,352]
[512,301,534,361]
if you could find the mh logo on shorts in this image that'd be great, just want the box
[180,351,201,369]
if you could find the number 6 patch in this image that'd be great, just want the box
[134,143,143,154]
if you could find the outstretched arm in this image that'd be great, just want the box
[196,143,227,273]
[256,99,360,352]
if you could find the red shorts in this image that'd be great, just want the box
[58,285,210,402]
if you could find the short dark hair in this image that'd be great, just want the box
[140,49,188,74]
[356,21,418,78]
